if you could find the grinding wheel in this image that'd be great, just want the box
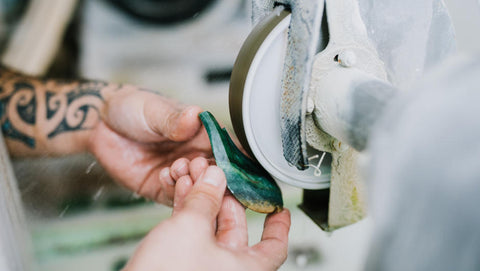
[229,9,330,190]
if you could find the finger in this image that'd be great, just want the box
[182,166,227,228]
[252,209,291,269]
[104,90,203,143]
[133,165,175,206]
[170,158,190,181]
[189,157,210,182]
[172,175,193,215]
[155,167,175,205]
[216,195,248,248]
[144,99,203,142]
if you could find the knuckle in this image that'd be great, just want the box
[278,248,288,262]
[217,217,237,233]
[272,219,290,232]
[192,157,209,167]
[266,215,291,232]
[189,189,220,209]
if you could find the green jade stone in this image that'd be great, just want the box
[199,111,283,213]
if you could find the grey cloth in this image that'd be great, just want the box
[0,3,33,270]
[359,0,456,89]
[366,55,480,271]
[0,132,32,271]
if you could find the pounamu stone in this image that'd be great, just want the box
[199,111,283,213]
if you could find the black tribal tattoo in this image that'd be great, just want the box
[45,83,104,139]
[0,68,116,148]
[0,82,37,147]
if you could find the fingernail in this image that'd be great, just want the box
[174,162,187,177]
[201,166,224,187]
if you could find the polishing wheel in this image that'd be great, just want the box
[229,9,331,190]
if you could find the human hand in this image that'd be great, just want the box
[123,163,291,271]
[88,88,212,206]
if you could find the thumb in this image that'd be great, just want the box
[144,98,203,142]
[181,166,227,225]
[104,89,203,143]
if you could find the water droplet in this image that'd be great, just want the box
[59,205,70,218]
[86,161,97,174]
[93,186,104,201]
[295,254,309,268]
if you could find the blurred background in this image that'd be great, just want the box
[3,0,479,270]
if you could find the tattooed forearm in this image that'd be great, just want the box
[45,82,104,139]
[0,66,130,156]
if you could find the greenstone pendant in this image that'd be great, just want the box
[199,111,283,213]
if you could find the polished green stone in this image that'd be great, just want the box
[199,111,283,213]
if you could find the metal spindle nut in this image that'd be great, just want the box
[338,50,356,68]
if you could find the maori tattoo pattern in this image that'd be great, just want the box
[45,82,104,139]
[0,82,36,147]
[0,69,112,148]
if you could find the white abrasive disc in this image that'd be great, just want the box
[229,10,331,189]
